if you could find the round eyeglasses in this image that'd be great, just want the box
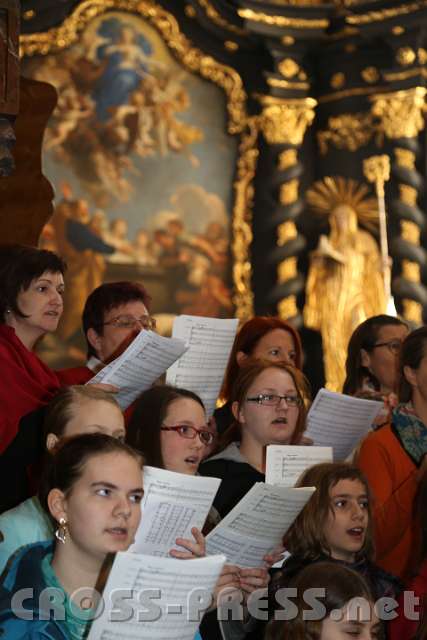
[245,393,301,407]
[101,314,157,331]
[161,424,215,446]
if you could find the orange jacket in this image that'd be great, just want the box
[356,425,418,579]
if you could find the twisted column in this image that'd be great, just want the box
[257,96,316,323]
[370,88,427,323]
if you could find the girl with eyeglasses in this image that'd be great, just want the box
[200,359,310,519]
[126,385,271,640]
[357,326,427,580]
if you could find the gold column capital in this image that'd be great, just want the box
[257,96,317,145]
[370,87,427,139]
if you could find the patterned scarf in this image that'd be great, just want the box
[392,402,427,466]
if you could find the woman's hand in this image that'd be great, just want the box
[263,547,285,568]
[169,527,206,560]
[239,567,270,599]
[212,564,241,608]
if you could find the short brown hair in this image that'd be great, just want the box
[266,562,374,640]
[284,462,374,561]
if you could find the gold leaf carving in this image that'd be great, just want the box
[258,96,316,145]
[346,3,422,25]
[396,47,416,66]
[196,0,247,35]
[402,260,421,283]
[370,87,426,139]
[317,112,373,155]
[278,149,298,170]
[277,221,297,247]
[20,0,248,135]
[361,67,379,84]
[330,72,345,89]
[278,257,298,283]
[394,148,416,170]
[278,58,300,78]
[399,184,418,207]
[403,299,423,323]
[280,179,299,205]
[232,118,259,320]
[419,48,427,64]
[238,8,329,29]
[278,295,299,319]
[401,220,420,244]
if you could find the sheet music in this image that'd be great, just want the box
[265,445,333,487]
[130,466,221,556]
[206,483,314,567]
[88,330,187,410]
[166,315,239,416]
[305,388,383,461]
[87,552,226,640]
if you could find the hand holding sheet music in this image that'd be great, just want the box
[166,315,239,416]
[88,330,187,410]
[265,445,333,487]
[206,483,314,567]
[87,552,226,640]
[130,466,221,556]
[305,388,383,461]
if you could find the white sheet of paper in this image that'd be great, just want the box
[265,445,333,487]
[87,552,226,640]
[87,330,187,410]
[166,315,239,416]
[206,483,314,567]
[305,388,383,461]
[130,466,221,556]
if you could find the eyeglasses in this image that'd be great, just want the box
[246,393,301,407]
[161,424,215,446]
[371,339,402,355]
[101,315,157,330]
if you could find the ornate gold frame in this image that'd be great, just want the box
[20,0,256,319]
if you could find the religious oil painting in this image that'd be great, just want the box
[22,11,237,367]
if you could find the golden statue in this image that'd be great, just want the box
[303,177,387,391]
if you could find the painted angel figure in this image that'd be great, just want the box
[303,177,387,391]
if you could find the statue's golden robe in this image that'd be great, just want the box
[304,228,386,391]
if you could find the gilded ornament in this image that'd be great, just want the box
[361,67,379,84]
[401,219,420,244]
[185,5,196,18]
[399,184,418,207]
[20,0,248,136]
[278,257,298,283]
[224,41,239,52]
[23,9,36,20]
[238,8,329,29]
[280,179,299,205]
[278,58,300,78]
[267,78,310,90]
[319,86,387,104]
[277,220,297,246]
[346,3,421,25]
[392,26,405,35]
[402,299,423,323]
[330,72,345,89]
[232,118,259,320]
[278,295,298,320]
[317,112,373,155]
[419,48,427,64]
[370,87,427,139]
[299,71,307,81]
[363,155,390,189]
[278,149,298,171]
[282,36,295,46]
[196,0,247,35]
[394,148,416,170]
[402,260,421,283]
[396,47,416,66]
[258,96,316,146]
